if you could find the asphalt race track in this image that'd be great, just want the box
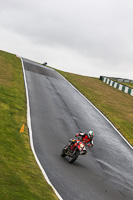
[22,58,133,200]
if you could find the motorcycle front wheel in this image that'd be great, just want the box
[61,145,68,157]
[68,151,79,163]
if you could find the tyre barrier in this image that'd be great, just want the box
[100,76,133,96]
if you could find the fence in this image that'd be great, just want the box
[100,76,133,96]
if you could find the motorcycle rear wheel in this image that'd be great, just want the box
[68,151,79,163]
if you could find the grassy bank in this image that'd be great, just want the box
[56,70,133,146]
[0,50,58,200]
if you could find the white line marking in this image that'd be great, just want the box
[20,58,63,200]
[56,71,133,150]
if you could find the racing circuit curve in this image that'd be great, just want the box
[22,58,133,200]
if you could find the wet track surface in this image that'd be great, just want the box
[23,58,133,200]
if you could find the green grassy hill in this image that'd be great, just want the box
[0,50,58,200]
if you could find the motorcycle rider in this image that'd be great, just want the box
[75,131,94,147]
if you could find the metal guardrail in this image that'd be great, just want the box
[100,76,133,96]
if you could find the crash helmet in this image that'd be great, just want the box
[88,131,94,139]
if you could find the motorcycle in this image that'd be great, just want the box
[61,138,87,163]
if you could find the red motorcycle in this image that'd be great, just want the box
[61,138,87,163]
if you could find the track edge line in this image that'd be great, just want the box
[20,57,63,200]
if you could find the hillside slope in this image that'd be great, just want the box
[0,50,58,200]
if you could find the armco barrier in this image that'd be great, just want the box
[100,76,133,96]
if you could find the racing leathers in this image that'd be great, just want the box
[76,132,94,147]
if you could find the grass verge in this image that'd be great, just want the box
[0,50,58,200]
[56,70,133,146]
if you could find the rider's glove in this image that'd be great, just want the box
[88,144,93,147]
